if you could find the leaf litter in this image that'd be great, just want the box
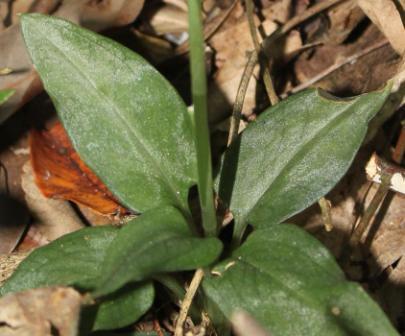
[0,0,404,334]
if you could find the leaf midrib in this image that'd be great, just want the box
[99,231,190,292]
[237,99,359,225]
[37,25,185,211]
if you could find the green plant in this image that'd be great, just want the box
[0,89,14,105]
[0,5,398,336]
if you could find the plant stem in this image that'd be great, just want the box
[350,173,391,246]
[188,0,217,236]
[227,51,257,146]
[318,197,333,232]
[245,0,279,105]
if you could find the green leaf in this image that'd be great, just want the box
[0,227,154,330]
[203,225,398,336]
[96,206,223,297]
[21,14,197,214]
[87,283,154,332]
[0,89,14,105]
[217,88,390,235]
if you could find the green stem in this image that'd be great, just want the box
[188,0,217,236]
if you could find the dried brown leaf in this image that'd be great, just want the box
[207,1,296,122]
[326,0,365,45]
[0,194,29,254]
[0,0,145,124]
[0,252,28,287]
[21,162,84,242]
[358,0,405,55]
[0,286,82,336]
[30,122,129,217]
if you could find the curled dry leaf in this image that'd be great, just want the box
[0,286,81,336]
[30,122,129,218]
[365,153,405,195]
[148,3,188,35]
[326,0,365,45]
[358,0,405,55]
[0,0,145,125]
[21,162,84,241]
[370,228,405,276]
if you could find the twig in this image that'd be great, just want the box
[175,268,205,336]
[228,0,345,146]
[227,51,258,146]
[350,173,391,246]
[245,0,279,105]
[153,318,165,336]
[281,39,389,98]
[351,126,405,246]
[318,197,333,232]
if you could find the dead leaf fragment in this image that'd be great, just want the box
[21,162,84,241]
[0,194,29,254]
[358,0,405,55]
[30,122,129,218]
[0,286,82,336]
[0,252,28,287]
[0,0,145,125]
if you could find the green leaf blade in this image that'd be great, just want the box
[203,225,398,336]
[96,206,223,297]
[1,226,118,294]
[0,89,14,106]
[217,88,390,233]
[21,14,197,213]
[0,226,154,331]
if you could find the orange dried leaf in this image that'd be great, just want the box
[30,122,129,217]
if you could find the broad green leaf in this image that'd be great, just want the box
[21,14,197,213]
[86,283,153,332]
[0,226,154,330]
[96,206,223,297]
[0,89,14,105]
[203,225,398,336]
[217,88,390,235]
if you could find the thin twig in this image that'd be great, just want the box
[245,0,279,105]
[351,125,405,246]
[228,0,345,146]
[350,173,391,246]
[227,51,258,146]
[175,268,205,336]
[281,39,389,98]
[318,197,333,232]
[153,319,165,336]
